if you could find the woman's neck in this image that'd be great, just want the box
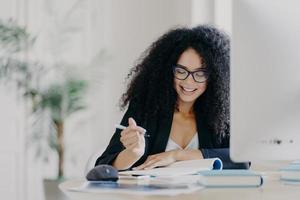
[176,100,195,117]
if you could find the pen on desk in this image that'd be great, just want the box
[115,124,150,137]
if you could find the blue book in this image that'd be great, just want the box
[280,163,300,182]
[198,170,263,188]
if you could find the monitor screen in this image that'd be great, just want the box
[230,0,300,162]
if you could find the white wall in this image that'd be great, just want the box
[0,86,21,200]
[0,0,224,199]
[0,1,31,199]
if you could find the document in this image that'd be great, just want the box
[119,158,222,177]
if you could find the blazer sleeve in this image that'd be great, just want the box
[94,101,139,166]
[200,148,250,169]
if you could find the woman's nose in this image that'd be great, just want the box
[185,73,196,84]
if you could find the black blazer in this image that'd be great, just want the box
[95,101,249,169]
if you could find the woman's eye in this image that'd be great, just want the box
[176,69,186,74]
[195,71,205,77]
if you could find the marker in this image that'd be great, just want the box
[115,124,150,137]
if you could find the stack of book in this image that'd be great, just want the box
[280,161,300,184]
[198,170,263,188]
[119,158,263,188]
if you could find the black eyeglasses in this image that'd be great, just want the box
[173,64,209,83]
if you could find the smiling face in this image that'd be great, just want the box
[173,48,208,106]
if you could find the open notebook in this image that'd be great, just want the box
[118,158,222,177]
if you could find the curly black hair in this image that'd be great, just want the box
[120,25,230,141]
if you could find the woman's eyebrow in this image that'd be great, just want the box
[195,67,206,70]
[176,64,206,70]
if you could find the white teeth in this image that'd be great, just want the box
[182,87,196,92]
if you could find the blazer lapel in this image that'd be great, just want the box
[149,110,174,155]
[148,107,213,155]
[196,112,213,148]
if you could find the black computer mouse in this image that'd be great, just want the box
[86,164,119,181]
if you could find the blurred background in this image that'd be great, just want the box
[0,0,231,199]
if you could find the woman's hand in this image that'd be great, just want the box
[134,150,179,170]
[120,118,146,158]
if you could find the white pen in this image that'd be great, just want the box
[115,124,150,137]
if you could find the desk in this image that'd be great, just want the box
[60,171,300,200]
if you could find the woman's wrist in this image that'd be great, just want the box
[173,149,184,161]
[174,149,203,161]
[124,148,144,160]
[113,149,143,170]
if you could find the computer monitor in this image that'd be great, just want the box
[230,0,300,162]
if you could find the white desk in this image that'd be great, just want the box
[59,172,300,200]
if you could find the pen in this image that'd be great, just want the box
[115,124,150,137]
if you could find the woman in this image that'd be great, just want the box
[95,25,249,170]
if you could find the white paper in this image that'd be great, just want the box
[119,167,208,177]
[119,158,222,177]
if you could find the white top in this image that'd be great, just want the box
[165,133,199,151]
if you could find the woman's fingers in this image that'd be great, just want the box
[128,117,146,132]
[119,117,146,154]
[134,158,158,170]
[120,126,146,137]
[127,140,138,150]
[132,152,177,170]
[128,117,137,127]
[127,126,146,134]
[120,117,146,139]
[121,135,138,147]
[120,131,141,145]
[134,155,158,170]
[142,155,156,163]
[142,160,161,170]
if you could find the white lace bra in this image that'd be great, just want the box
[165,133,199,151]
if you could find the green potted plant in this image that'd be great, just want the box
[0,19,88,180]
[29,78,87,179]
